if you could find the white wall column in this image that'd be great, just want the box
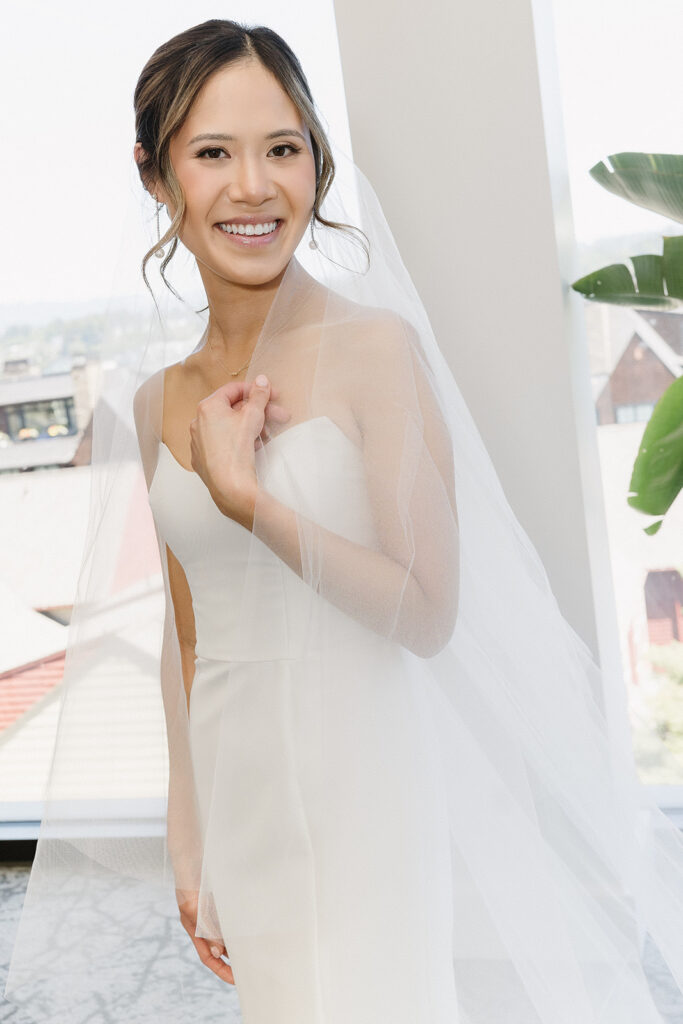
[333,0,619,670]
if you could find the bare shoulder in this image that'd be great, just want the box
[133,361,188,445]
[133,359,192,413]
[133,365,164,406]
[332,305,424,395]
[338,302,419,364]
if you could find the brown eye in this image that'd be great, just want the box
[269,144,301,158]
[197,148,227,159]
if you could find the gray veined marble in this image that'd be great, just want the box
[1,860,682,1023]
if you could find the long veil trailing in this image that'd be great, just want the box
[4,135,683,1023]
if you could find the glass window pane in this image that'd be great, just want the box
[555,0,683,787]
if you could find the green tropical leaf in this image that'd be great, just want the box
[627,376,683,535]
[573,151,683,534]
[571,237,683,309]
[589,152,683,223]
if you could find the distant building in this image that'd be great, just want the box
[3,357,30,376]
[0,361,97,473]
[645,569,683,647]
[593,309,683,425]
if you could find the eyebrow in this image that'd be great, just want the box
[187,129,307,146]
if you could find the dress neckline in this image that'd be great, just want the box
[158,414,347,475]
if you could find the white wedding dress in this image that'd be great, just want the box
[148,413,460,1024]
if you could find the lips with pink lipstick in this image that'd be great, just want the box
[214,215,284,248]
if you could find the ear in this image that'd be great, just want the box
[133,141,168,205]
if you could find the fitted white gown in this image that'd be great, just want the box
[148,414,460,1023]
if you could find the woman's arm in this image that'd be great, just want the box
[133,371,197,705]
[228,318,461,659]
[248,487,453,657]
[166,543,197,714]
[133,375,203,898]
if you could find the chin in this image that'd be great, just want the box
[217,255,293,289]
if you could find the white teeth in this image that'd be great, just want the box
[218,220,279,236]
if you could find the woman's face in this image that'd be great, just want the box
[138,59,317,288]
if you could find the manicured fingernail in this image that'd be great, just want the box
[210,945,222,957]
[255,374,268,387]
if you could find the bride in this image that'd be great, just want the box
[5,16,683,1024]
[133,21,461,1021]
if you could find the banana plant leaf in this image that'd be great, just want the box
[588,152,683,224]
[627,375,683,535]
[573,151,683,534]
[571,236,683,310]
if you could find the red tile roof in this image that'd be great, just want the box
[0,653,65,733]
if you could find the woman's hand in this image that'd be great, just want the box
[176,890,235,986]
[189,374,287,528]
[228,380,290,451]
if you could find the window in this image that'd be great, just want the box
[554,0,683,791]
[614,402,655,424]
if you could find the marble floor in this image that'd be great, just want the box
[2,859,682,1023]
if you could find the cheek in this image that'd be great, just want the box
[293,162,318,212]
[176,166,213,214]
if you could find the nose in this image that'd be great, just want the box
[226,155,277,205]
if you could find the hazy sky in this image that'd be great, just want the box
[552,0,683,241]
[1,0,681,308]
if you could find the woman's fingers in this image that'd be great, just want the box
[247,375,271,425]
[233,397,290,424]
[228,379,290,430]
[177,899,235,985]
[235,397,290,449]
[214,379,284,407]
[235,381,291,422]
[181,919,235,984]
[194,936,235,985]
[264,401,292,424]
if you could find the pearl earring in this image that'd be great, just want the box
[152,192,165,259]
[308,219,318,250]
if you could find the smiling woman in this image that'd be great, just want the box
[132,27,366,304]
[6,14,683,1024]
[136,60,318,300]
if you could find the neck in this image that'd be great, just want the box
[199,260,290,369]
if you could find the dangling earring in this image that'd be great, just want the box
[152,193,165,259]
[308,217,318,250]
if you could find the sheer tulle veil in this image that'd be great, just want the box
[4,19,683,1024]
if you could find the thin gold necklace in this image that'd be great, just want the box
[207,333,254,377]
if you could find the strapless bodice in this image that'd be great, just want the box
[148,415,380,660]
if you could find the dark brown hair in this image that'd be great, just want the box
[134,18,368,297]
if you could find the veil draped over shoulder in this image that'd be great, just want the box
[4,140,683,1024]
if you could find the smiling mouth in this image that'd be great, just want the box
[213,219,284,249]
[216,219,281,236]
